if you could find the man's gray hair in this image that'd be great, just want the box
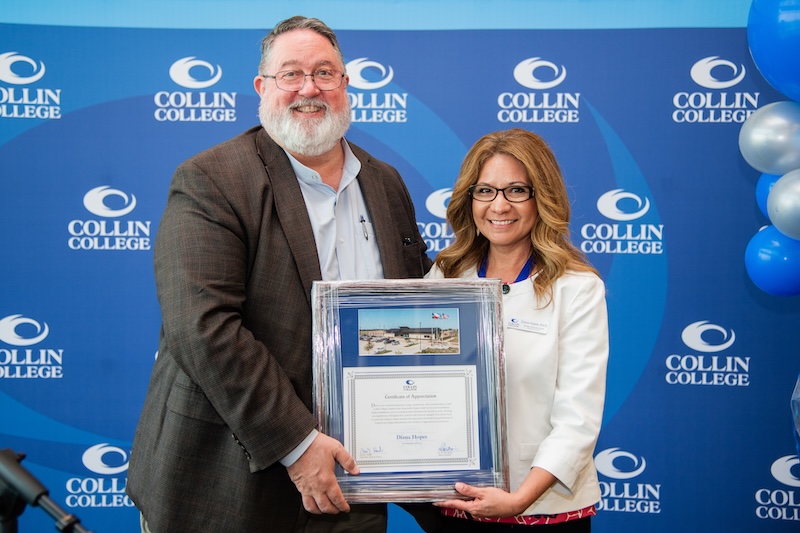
[258,16,345,75]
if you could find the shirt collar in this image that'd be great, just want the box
[285,138,361,190]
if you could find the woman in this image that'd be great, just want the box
[426,129,609,532]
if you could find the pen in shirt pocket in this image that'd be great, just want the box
[359,215,369,240]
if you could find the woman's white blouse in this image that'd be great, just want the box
[426,264,609,516]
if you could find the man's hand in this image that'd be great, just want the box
[286,432,360,514]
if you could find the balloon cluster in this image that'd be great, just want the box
[794,375,800,457]
[740,0,800,296]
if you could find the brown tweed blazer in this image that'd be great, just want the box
[127,126,432,532]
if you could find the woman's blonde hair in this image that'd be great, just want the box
[434,128,597,301]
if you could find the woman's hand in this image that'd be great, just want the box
[434,468,558,519]
[434,482,525,518]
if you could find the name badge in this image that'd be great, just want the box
[507,317,548,335]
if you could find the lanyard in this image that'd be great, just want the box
[478,255,534,284]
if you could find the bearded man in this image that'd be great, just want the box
[127,16,432,533]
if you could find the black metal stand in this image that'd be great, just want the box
[0,449,94,533]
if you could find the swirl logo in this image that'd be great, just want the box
[681,321,735,353]
[770,455,800,487]
[425,188,452,220]
[596,189,650,221]
[405,380,415,386]
[0,315,49,346]
[595,448,647,479]
[83,186,137,218]
[346,58,394,90]
[168,57,222,89]
[513,57,567,90]
[82,444,129,475]
[0,52,46,85]
[690,56,746,90]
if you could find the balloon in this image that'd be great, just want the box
[738,101,800,174]
[745,225,800,296]
[768,169,800,240]
[756,172,780,218]
[748,0,800,102]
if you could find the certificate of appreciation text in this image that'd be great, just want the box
[343,365,479,473]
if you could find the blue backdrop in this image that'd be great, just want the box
[2,1,799,531]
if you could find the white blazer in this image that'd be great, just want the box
[426,265,609,516]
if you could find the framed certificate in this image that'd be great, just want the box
[312,278,508,502]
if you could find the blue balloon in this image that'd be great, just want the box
[748,0,800,102]
[745,225,800,296]
[756,172,780,218]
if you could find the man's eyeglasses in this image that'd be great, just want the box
[468,184,535,203]
[262,69,345,92]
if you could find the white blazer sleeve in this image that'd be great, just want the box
[533,273,609,493]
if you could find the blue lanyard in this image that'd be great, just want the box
[478,255,534,284]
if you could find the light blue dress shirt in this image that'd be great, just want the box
[281,139,385,467]
[288,139,384,281]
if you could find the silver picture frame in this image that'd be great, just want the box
[312,278,508,502]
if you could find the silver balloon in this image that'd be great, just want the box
[739,101,800,174]
[768,169,800,240]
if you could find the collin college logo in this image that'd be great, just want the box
[169,56,222,89]
[346,57,407,123]
[497,56,580,124]
[672,55,758,124]
[67,186,152,251]
[580,189,664,255]
[418,188,454,253]
[595,447,661,514]
[0,51,62,120]
[154,56,236,122]
[755,455,800,521]
[665,320,750,387]
[65,444,133,509]
[0,314,64,379]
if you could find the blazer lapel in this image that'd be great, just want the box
[256,130,321,303]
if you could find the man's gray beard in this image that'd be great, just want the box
[259,97,351,157]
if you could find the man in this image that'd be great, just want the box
[127,16,433,533]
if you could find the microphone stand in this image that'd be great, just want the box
[0,449,94,533]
